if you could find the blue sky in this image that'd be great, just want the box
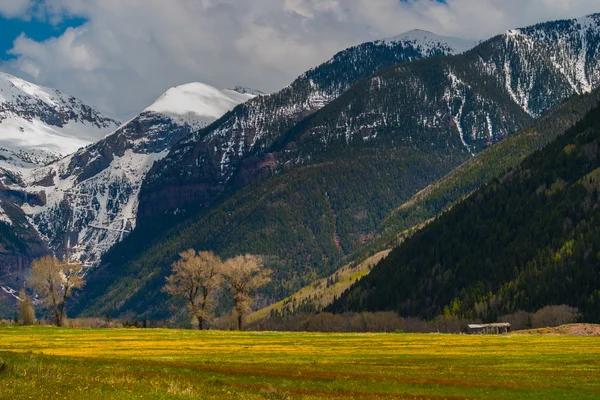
[0,15,86,60]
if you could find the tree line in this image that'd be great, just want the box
[243,305,579,333]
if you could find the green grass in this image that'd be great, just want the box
[0,327,599,399]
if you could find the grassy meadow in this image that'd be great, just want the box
[0,327,599,399]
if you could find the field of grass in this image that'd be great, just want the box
[0,327,599,399]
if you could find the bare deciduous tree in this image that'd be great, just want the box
[532,305,580,328]
[28,256,85,327]
[163,250,223,330]
[222,255,271,331]
[18,288,35,326]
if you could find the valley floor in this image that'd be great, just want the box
[0,327,599,399]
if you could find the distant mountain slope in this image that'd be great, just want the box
[138,31,475,218]
[0,72,120,168]
[0,72,120,300]
[18,83,257,266]
[139,15,600,221]
[330,101,600,322]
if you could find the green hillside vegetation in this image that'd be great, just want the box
[248,89,600,322]
[330,100,600,322]
[77,90,600,321]
[79,147,465,319]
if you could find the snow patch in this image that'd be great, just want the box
[0,205,12,225]
[145,82,256,130]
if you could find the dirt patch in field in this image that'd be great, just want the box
[516,324,600,336]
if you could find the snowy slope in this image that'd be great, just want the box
[19,82,257,265]
[496,14,600,116]
[0,72,120,168]
[381,29,477,54]
[145,83,257,130]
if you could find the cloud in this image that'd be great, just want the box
[1,0,600,120]
[0,0,34,18]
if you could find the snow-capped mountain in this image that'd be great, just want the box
[286,13,600,155]
[19,82,257,265]
[138,14,600,221]
[144,83,257,130]
[138,30,473,218]
[0,72,120,169]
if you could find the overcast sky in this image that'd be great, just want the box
[1,0,599,120]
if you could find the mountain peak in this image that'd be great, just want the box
[381,29,477,54]
[0,72,120,169]
[144,82,257,129]
[0,72,59,107]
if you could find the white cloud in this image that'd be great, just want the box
[0,0,33,18]
[1,0,599,120]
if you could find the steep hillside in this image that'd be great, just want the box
[0,189,47,302]
[138,31,475,218]
[371,88,600,253]
[330,101,600,322]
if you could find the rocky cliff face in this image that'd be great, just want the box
[16,84,257,266]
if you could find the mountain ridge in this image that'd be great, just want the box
[0,72,120,168]
[137,30,474,219]
[138,14,600,223]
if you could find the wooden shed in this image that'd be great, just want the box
[467,323,511,335]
